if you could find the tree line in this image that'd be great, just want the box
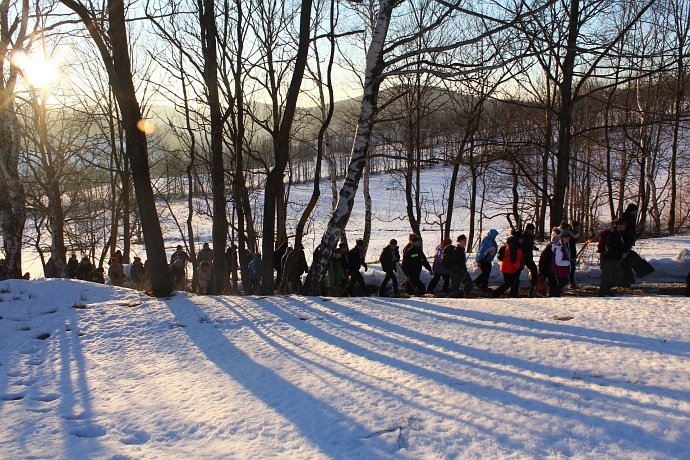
[0,0,688,296]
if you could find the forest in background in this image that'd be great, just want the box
[1,0,689,295]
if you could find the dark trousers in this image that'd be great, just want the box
[343,270,367,296]
[599,257,623,296]
[379,271,399,296]
[449,271,473,297]
[550,276,569,297]
[405,272,426,295]
[474,261,492,289]
[493,272,520,297]
[426,273,449,293]
[524,260,538,287]
[569,261,577,286]
[620,258,635,287]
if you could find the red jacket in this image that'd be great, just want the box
[499,246,524,274]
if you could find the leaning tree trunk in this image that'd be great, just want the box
[61,0,174,296]
[302,0,396,294]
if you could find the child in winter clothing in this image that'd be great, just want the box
[550,231,572,297]
[444,234,473,298]
[401,235,433,296]
[343,239,368,296]
[426,238,452,294]
[378,239,401,297]
[474,229,499,289]
[492,232,524,298]
[599,218,628,296]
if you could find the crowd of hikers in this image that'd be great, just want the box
[31,202,670,298]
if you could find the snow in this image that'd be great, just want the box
[2,272,690,458]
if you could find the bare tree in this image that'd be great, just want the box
[61,0,173,295]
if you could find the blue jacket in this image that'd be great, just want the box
[248,254,260,280]
[475,229,499,263]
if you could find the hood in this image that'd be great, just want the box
[488,229,499,238]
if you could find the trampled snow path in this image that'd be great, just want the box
[1,278,689,458]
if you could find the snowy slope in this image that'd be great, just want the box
[2,277,689,459]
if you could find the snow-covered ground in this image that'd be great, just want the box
[1,268,690,458]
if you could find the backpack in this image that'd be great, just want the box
[538,244,553,274]
[496,245,506,261]
[597,229,612,253]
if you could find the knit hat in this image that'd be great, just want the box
[525,223,535,231]
[442,238,452,246]
[456,234,467,242]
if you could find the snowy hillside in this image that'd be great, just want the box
[1,274,689,458]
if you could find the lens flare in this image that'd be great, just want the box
[137,120,156,134]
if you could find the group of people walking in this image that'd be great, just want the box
[325,205,646,298]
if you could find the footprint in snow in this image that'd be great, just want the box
[35,332,51,340]
[1,391,26,401]
[32,393,60,402]
[119,430,150,445]
[69,424,107,438]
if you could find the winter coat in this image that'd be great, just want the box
[197,261,213,293]
[622,209,638,250]
[108,261,125,286]
[551,244,571,279]
[170,250,189,265]
[521,233,537,263]
[432,243,451,274]
[476,229,499,263]
[328,256,345,287]
[67,256,79,279]
[345,247,367,273]
[76,259,93,280]
[44,258,56,278]
[248,254,260,281]
[131,260,145,285]
[602,228,627,260]
[499,237,523,274]
[443,244,468,277]
[379,245,400,273]
[197,247,214,264]
[402,245,432,276]
[86,269,105,284]
[538,244,554,275]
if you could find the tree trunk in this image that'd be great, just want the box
[303,0,395,294]
[260,0,313,294]
[61,0,173,296]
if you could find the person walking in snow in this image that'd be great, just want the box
[343,239,369,296]
[247,253,261,294]
[401,235,433,296]
[491,232,524,298]
[426,238,452,295]
[474,229,499,290]
[378,239,401,297]
[76,256,93,280]
[444,234,473,298]
[197,242,214,265]
[620,203,639,287]
[196,260,214,294]
[599,218,628,297]
[550,230,572,297]
[108,257,125,287]
[568,220,581,288]
[521,224,539,296]
[67,253,79,279]
[327,248,346,296]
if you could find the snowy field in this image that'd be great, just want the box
[1,271,690,458]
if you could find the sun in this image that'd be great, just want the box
[11,50,60,89]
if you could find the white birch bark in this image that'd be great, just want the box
[303,0,396,293]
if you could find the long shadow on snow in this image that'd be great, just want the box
[379,296,690,357]
[363,297,690,409]
[246,295,685,453]
[166,296,376,458]
[302,296,690,430]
